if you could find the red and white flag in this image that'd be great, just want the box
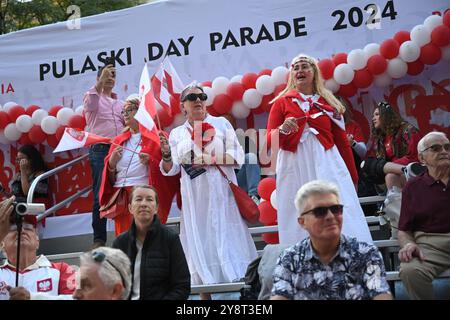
[134,62,161,146]
[53,128,110,153]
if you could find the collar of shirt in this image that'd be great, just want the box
[303,235,348,263]
[1,254,51,270]
[184,114,212,131]
[422,170,449,187]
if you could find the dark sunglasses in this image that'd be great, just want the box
[121,107,138,116]
[92,251,126,286]
[421,143,450,153]
[181,92,208,102]
[301,204,344,218]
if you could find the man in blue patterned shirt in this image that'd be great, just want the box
[271,180,392,300]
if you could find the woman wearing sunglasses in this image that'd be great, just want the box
[266,53,372,246]
[160,84,257,300]
[99,98,180,238]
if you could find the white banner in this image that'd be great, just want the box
[0,0,448,109]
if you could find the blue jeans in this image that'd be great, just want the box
[89,143,110,243]
[235,154,261,197]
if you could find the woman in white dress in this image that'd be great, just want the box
[159,84,257,299]
[266,54,372,245]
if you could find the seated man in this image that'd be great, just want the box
[270,180,392,300]
[0,197,75,300]
[113,185,190,300]
[73,247,132,300]
[398,131,450,300]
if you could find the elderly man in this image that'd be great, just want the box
[398,131,450,300]
[270,180,392,300]
[73,247,132,300]
[0,197,75,300]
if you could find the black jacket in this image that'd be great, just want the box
[112,216,190,300]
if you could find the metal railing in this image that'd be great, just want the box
[26,153,92,222]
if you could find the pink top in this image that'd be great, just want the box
[83,86,124,138]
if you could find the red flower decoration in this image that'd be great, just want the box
[191,122,216,149]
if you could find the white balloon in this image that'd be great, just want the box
[56,107,75,126]
[347,49,368,70]
[2,101,18,112]
[231,101,251,119]
[410,24,431,47]
[41,116,59,134]
[203,86,216,107]
[424,15,443,32]
[212,76,230,95]
[271,66,289,85]
[442,45,450,61]
[173,113,186,127]
[242,89,263,109]
[0,130,9,144]
[127,93,139,101]
[4,123,21,141]
[0,104,2,111]
[75,105,84,115]
[399,41,421,62]
[255,75,275,95]
[333,64,354,85]
[364,43,380,57]
[31,109,48,125]
[15,115,33,133]
[387,58,408,79]
[324,78,340,93]
[230,74,243,83]
[374,73,392,87]
[270,190,277,210]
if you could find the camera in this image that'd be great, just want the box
[9,202,45,225]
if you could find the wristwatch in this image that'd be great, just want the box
[351,141,357,148]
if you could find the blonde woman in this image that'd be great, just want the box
[266,54,372,245]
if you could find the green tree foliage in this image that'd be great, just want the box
[0,0,149,35]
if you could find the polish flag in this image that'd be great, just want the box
[134,63,161,146]
[53,128,110,153]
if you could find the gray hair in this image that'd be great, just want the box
[294,180,341,217]
[180,83,204,102]
[417,131,448,154]
[80,247,132,300]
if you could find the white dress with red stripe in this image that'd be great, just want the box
[276,94,372,245]
[0,255,75,300]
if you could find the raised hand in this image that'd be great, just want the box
[109,146,123,169]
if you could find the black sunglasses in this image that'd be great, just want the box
[301,204,344,218]
[92,251,126,287]
[421,143,450,153]
[121,107,138,116]
[181,92,208,102]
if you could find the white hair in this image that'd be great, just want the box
[80,247,132,300]
[417,131,448,154]
[294,180,341,217]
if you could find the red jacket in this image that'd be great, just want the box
[99,131,180,224]
[266,90,358,184]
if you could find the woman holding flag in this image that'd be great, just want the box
[266,53,372,245]
[99,97,179,236]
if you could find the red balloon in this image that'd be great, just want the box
[332,53,347,66]
[47,134,59,148]
[367,55,388,75]
[273,84,286,97]
[353,69,373,89]
[338,83,357,97]
[258,201,277,225]
[0,111,11,129]
[241,73,258,89]
[444,10,450,28]
[156,108,174,128]
[393,31,410,45]
[257,177,276,200]
[431,25,450,47]
[262,232,279,244]
[55,126,66,141]
[212,94,233,115]
[206,105,221,117]
[258,69,272,77]
[259,94,274,113]
[67,115,86,130]
[25,105,40,116]
[18,133,32,145]
[318,59,336,80]
[226,82,245,101]
[28,125,47,144]
[419,43,442,65]
[380,39,400,59]
[407,60,425,76]
[8,105,25,122]
[252,105,265,115]
[48,105,63,117]
[201,81,212,87]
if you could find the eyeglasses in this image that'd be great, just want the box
[92,251,126,287]
[421,143,450,153]
[181,93,208,102]
[301,204,344,218]
[121,107,138,116]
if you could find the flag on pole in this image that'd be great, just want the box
[53,128,110,153]
[134,62,161,146]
